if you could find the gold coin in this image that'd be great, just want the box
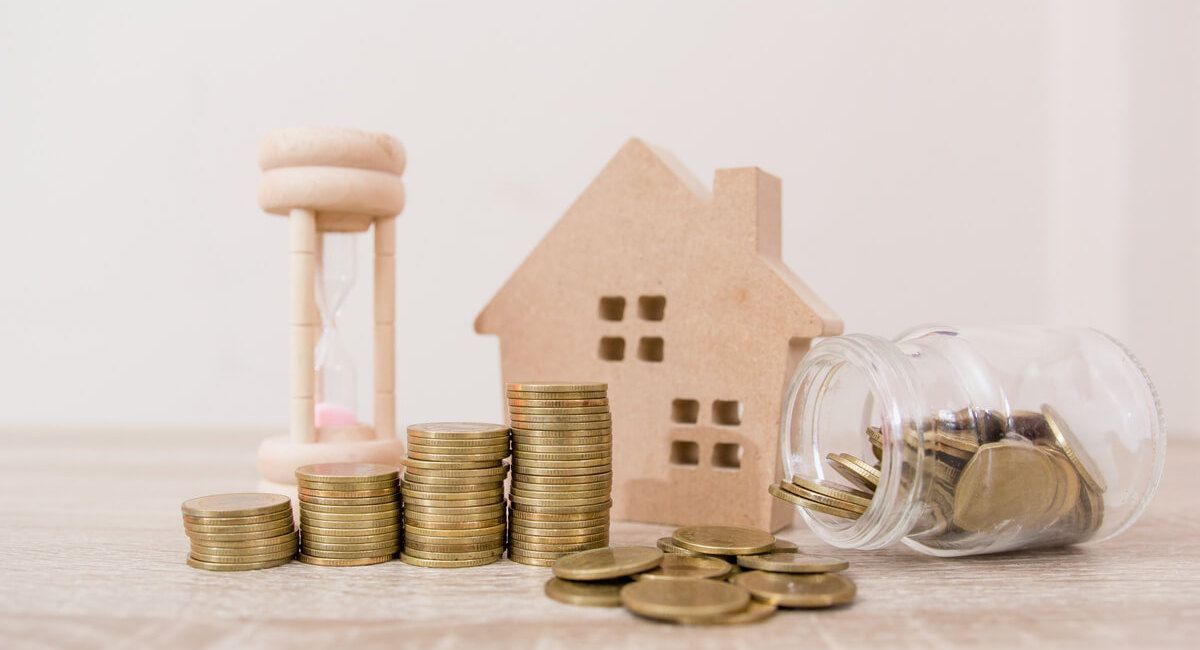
[404,539,504,553]
[508,471,613,485]
[299,510,400,525]
[298,486,397,499]
[511,539,610,554]
[512,440,611,452]
[508,554,558,567]
[510,413,611,424]
[673,525,776,556]
[510,405,610,415]
[510,523,610,538]
[301,539,400,552]
[404,532,505,546]
[776,482,868,514]
[402,547,503,561]
[407,422,508,438]
[403,436,509,448]
[552,546,662,581]
[402,475,503,488]
[186,523,295,543]
[402,496,505,509]
[298,531,394,545]
[186,555,292,571]
[403,466,508,479]
[402,510,505,524]
[731,571,856,608]
[510,506,611,520]
[407,441,510,454]
[770,484,862,520]
[510,419,613,431]
[510,530,608,544]
[297,501,401,515]
[181,493,291,518]
[511,494,611,507]
[184,518,296,534]
[736,552,848,573]
[676,600,777,625]
[404,522,507,538]
[506,546,584,559]
[543,577,623,607]
[1041,403,1106,493]
[407,451,509,463]
[953,442,1076,532]
[507,391,607,401]
[183,509,293,526]
[190,548,297,564]
[620,579,751,621]
[772,538,799,553]
[510,481,611,495]
[513,451,612,462]
[189,540,298,557]
[507,382,607,393]
[403,484,505,497]
[298,554,393,567]
[402,457,502,470]
[512,465,613,477]
[295,463,399,484]
[507,397,609,408]
[296,496,398,513]
[296,481,398,495]
[511,488,609,501]
[399,553,500,568]
[189,531,297,549]
[825,453,880,491]
[300,523,400,537]
[404,502,504,515]
[301,546,400,560]
[789,476,874,508]
[299,512,399,527]
[633,554,731,581]
[656,536,706,558]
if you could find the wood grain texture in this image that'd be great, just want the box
[0,429,1197,649]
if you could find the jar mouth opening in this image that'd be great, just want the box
[781,334,929,549]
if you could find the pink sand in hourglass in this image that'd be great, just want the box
[315,403,358,427]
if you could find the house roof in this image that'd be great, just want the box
[475,138,842,338]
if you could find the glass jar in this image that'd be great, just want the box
[779,326,1165,557]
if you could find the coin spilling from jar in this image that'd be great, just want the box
[771,404,1106,552]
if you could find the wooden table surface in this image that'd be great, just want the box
[1,429,1197,649]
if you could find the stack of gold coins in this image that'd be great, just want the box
[181,493,297,571]
[506,382,612,566]
[401,423,509,568]
[295,463,401,567]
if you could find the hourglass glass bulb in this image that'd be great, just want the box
[315,233,358,427]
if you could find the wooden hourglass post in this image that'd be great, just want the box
[254,126,407,489]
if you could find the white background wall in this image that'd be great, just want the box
[1,1,1196,436]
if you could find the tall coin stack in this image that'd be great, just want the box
[401,423,510,568]
[295,463,401,567]
[181,493,297,571]
[506,382,613,567]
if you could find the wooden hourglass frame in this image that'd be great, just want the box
[254,127,406,491]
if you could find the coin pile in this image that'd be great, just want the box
[506,382,613,566]
[296,463,401,567]
[772,404,1106,552]
[544,527,855,624]
[181,493,297,571]
[401,422,509,568]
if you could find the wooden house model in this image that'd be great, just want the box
[475,139,842,531]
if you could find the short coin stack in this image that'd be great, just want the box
[544,527,856,625]
[181,493,297,571]
[401,422,510,568]
[296,463,401,567]
[506,382,613,566]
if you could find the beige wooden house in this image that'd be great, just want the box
[475,139,842,531]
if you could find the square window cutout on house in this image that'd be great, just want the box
[598,296,626,321]
[671,399,699,424]
[712,400,742,426]
[670,440,700,466]
[712,443,743,469]
[598,337,625,361]
[637,337,664,362]
[638,295,666,321]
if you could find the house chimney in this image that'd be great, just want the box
[713,167,782,257]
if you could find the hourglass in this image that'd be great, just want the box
[253,126,407,491]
